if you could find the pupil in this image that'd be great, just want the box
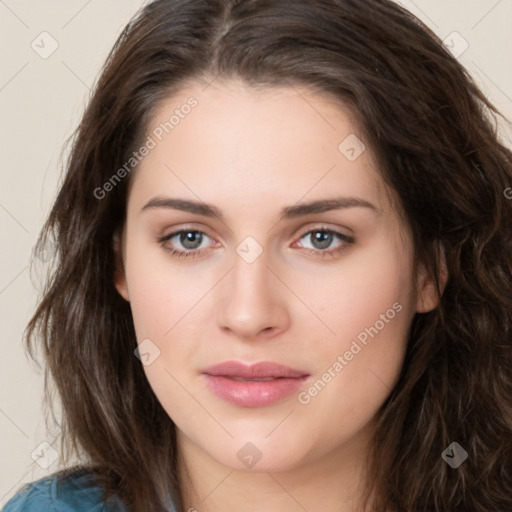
[313,231,332,249]
[181,231,202,249]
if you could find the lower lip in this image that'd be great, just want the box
[203,375,309,407]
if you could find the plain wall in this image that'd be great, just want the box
[1,0,511,506]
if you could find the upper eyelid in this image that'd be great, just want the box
[160,225,352,247]
[295,225,352,239]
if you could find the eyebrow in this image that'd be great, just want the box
[141,196,379,221]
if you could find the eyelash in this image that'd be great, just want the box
[157,226,355,261]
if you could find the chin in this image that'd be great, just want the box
[204,436,313,474]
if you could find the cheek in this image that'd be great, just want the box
[311,239,414,346]
[298,243,415,396]
[123,242,210,397]
[123,236,201,338]
[124,254,204,424]
[296,239,415,431]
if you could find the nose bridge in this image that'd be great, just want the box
[217,240,287,337]
[233,244,269,297]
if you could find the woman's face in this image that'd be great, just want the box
[115,79,437,473]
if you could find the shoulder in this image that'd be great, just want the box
[1,468,127,512]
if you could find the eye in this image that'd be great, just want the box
[292,227,355,258]
[157,229,215,259]
[157,226,354,260]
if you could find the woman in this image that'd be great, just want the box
[3,0,512,511]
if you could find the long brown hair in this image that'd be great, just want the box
[26,0,512,510]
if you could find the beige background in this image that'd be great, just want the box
[1,0,511,506]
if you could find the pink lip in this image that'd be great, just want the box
[202,361,310,408]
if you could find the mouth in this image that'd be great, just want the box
[228,376,280,381]
[202,360,310,407]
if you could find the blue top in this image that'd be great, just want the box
[1,469,178,512]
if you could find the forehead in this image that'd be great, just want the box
[127,79,391,217]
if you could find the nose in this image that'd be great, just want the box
[216,247,290,340]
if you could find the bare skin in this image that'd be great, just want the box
[114,78,442,512]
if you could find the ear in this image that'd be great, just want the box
[113,230,130,302]
[415,246,448,313]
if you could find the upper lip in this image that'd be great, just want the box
[202,361,309,379]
